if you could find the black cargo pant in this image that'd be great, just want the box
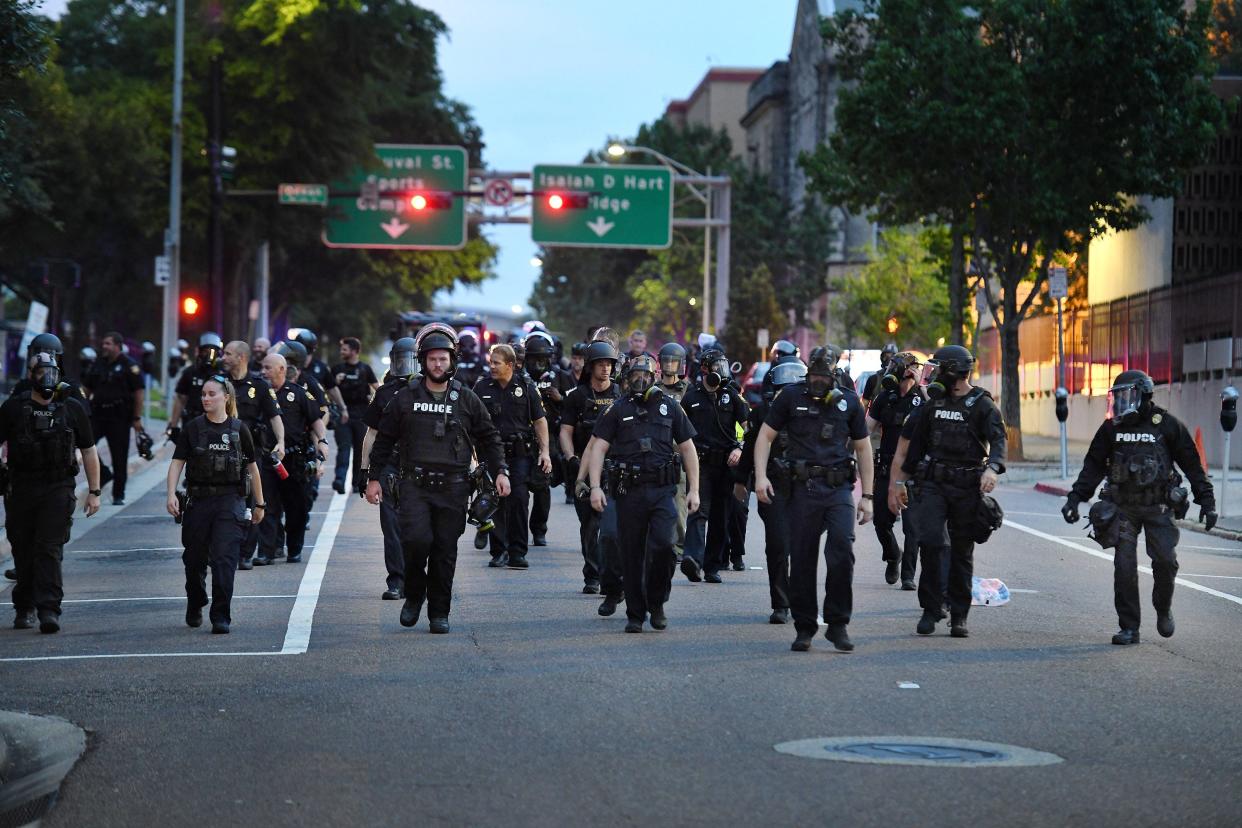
[1114,506,1179,631]
[615,483,678,623]
[258,467,310,561]
[575,495,623,597]
[379,466,404,593]
[685,456,731,574]
[757,492,792,611]
[529,446,560,539]
[397,477,469,619]
[788,480,856,636]
[489,454,531,560]
[726,492,748,565]
[7,479,76,618]
[94,411,131,500]
[911,479,978,620]
[242,464,279,563]
[874,467,920,581]
[182,494,246,624]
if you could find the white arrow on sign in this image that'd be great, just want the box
[586,217,615,237]
[380,218,409,239]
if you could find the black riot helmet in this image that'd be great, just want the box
[768,339,799,364]
[524,332,555,376]
[658,342,686,378]
[921,344,974,400]
[273,340,308,380]
[1109,369,1155,425]
[29,333,64,359]
[571,341,589,358]
[765,359,808,400]
[293,328,318,356]
[584,340,619,367]
[806,346,844,404]
[415,322,459,378]
[700,347,730,390]
[389,336,418,380]
[881,342,898,368]
[625,354,659,400]
[28,351,61,394]
[198,332,223,370]
[881,351,922,392]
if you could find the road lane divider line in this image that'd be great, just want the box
[1005,519,1242,608]
[1178,573,1242,580]
[3,595,297,606]
[1,651,280,663]
[281,487,350,654]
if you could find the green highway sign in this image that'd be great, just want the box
[324,144,467,250]
[278,183,328,206]
[531,164,673,249]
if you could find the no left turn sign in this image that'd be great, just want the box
[484,178,514,207]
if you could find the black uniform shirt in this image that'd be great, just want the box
[473,374,546,439]
[733,396,772,484]
[560,383,622,457]
[369,379,506,479]
[12,379,90,417]
[533,366,576,428]
[299,374,330,420]
[83,354,143,413]
[231,375,280,440]
[1070,405,1213,507]
[332,361,378,409]
[764,383,868,466]
[592,390,695,462]
[174,365,217,421]
[274,381,322,447]
[173,418,256,465]
[868,386,924,457]
[681,382,749,451]
[364,377,407,431]
[0,393,94,463]
[900,386,1007,474]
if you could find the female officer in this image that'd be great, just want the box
[166,376,264,634]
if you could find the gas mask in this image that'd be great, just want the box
[467,465,499,533]
[527,356,551,377]
[35,364,60,395]
[703,357,730,391]
[921,361,958,400]
[629,371,655,401]
[807,373,842,406]
[198,346,220,371]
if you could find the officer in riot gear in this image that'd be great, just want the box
[456,332,484,387]
[276,339,331,517]
[657,343,692,550]
[473,343,551,569]
[1,352,101,632]
[754,346,874,652]
[83,331,145,505]
[167,338,189,381]
[888,344,1006,639]
[359,337,418,600]
[367,323,509,634]
[525,331,575,539]
[1061,369,1215,645]
[866,352,925,589]
[165,377,265,634]
[768,339,800,366]
[734,358,807,624]
[294,328,349,424]
[559,340,624,601]
[568,341,588,385]
[80,346,97,378]
[222,340,285,569]
[331,337,380,494]
[584,355,700,632]
[168,332,225,438]
[256,352,327,566]
[15,334,89,411]
[680,347,749,583]
[862,342,899,404]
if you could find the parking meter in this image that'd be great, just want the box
[1055,387,1070,478]
[1055,387,1069,423]
[1221,386,1238,433]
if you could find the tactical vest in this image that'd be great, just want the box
[578,385,621,437]
[182,370,209,420]
[659,380,689,404]
[927,387,989,465]
[1108,416,1171,494]
[782,386,853,462]
[185,416,245,495]
[397,380,473,473]
[607,392,679,462]
[9,393,78,482]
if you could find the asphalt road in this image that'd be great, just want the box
[2,465,1241,826]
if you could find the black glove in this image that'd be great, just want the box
[1061,495,1081,524]
[167,426,181,443]
[1200,505,1218,531]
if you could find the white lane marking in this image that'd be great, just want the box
[1179,573,1242,580]
[1005,520,1242,608]
[1008,588,1040,593]
[3,595,296,606]
[280,486,350,654]
[1004,510,1060,517]
[1055,535,1238,553]
[69,546,181,553]
[1,651,281,663]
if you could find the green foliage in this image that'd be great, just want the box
[1211,0,1241,72]
[720,264,787,365]
[0,0,52,206]
[832,228,949,350]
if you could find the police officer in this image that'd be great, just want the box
[866,352,924,589]
[525,331,575,542]
[473,343,551,569]
[456,331,485,387]
[366,323,509,634]
[2,353,101,633]
[733,357,807,624]
[83,331,145,505]
[1061,370,1215,645]
[657,343,692,551]
[754,347,874,652]
[559,341,624,602]
[14,334,88,404]
[680,347,749,583]
[294,329,348,423]
[256,352,327,566]
[167,338,189,382]
[568,342,588,386]
[165,377,265,634]
[585,355,700,633]
[331,337,379,494]
[249,338,271,376]
[359,337,418,600]
[862,342,899,405]
[276,339,330,516]
[169,332,224,436]
[222,340,285,569]
[888,344,1006,639]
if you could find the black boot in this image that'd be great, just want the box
[1156,611,1175,638]
[400,600,421,628]
[825,624,854,652]
[648,606,668,630]
[13,610,35,630]
[884,559,900,585]
[791,633,813,652]
[1111,628,1140,645]
[598,595,621,617]
[769,608,790,625]
[916,611,939,635]
[950,616,969,638]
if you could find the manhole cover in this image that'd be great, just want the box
[774,737,1063,768]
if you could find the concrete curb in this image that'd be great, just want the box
[0,710,87,827]
[1031,481,1242,543]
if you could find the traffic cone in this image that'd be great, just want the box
[1194,426,1207,470]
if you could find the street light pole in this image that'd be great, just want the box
[161,0,184,409]
[702,165,712,333]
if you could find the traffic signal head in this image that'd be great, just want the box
[182,296,200,316]
[887,316,899,334]
[545,191,589,210]
[407,191,454,211]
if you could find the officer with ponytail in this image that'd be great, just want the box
[887,345,1006,639]
[584,355,700,633]
[1061,370,1214,645]
[166,376,265,634]
[754,346,873,653]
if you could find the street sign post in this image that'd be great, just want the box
[278,183,328,206]
[154,255,171,287]
[324,144,467,250]
[531,164,672,249]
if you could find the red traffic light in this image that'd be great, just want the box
[182,296,200,316]
[886,316,899,334]
[545,191,589,211]
[407,191,454,211]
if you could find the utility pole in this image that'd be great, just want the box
[207,53,225,334]
[161,0,184,407]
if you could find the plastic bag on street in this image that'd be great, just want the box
[971,576,1010,606]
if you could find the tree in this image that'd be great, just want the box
[720,264,787,365]
[0,0,52,212]
[805,0,1227,458]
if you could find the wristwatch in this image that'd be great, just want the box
[986,461,1003,474]
[89,489,102,496]
[253,503,266,509]
[861,493,874,500]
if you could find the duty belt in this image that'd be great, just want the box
[604,457,682,496]
[874,453,894,479]
[187,483,244,498]
[789,460,855,486]
[1107,488,1167,507]
[502,433,534,459]
[697,445,736,465]
[400,465,470,492]
[917,459,982,487]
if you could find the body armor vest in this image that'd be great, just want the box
[398,380,472,473]
[1108,417,1171,493]
[10,393,78,481]
[783,388,852,461]
[185,416,245,493]
[660,380,689,404]
[607,393,679,462]
[927,387,989,465]
[578,385,621,436]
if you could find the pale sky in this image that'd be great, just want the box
[37,0,799,314]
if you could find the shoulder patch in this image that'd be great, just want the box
[837,399,848,412]
[130,364,141,374]
[450,389,459,401]
[659,403,668,416]
[268,388,277,399]
[514,386,524,398]
[1151,413,1163,424]
[911,395,922,406]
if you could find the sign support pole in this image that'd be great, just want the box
[161,0,184,411]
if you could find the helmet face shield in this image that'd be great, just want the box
[391,352,417,379]
[768,361,808,389]
[1108,385,1143,424]
[659,355,682,376]
[919,360,940,388]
